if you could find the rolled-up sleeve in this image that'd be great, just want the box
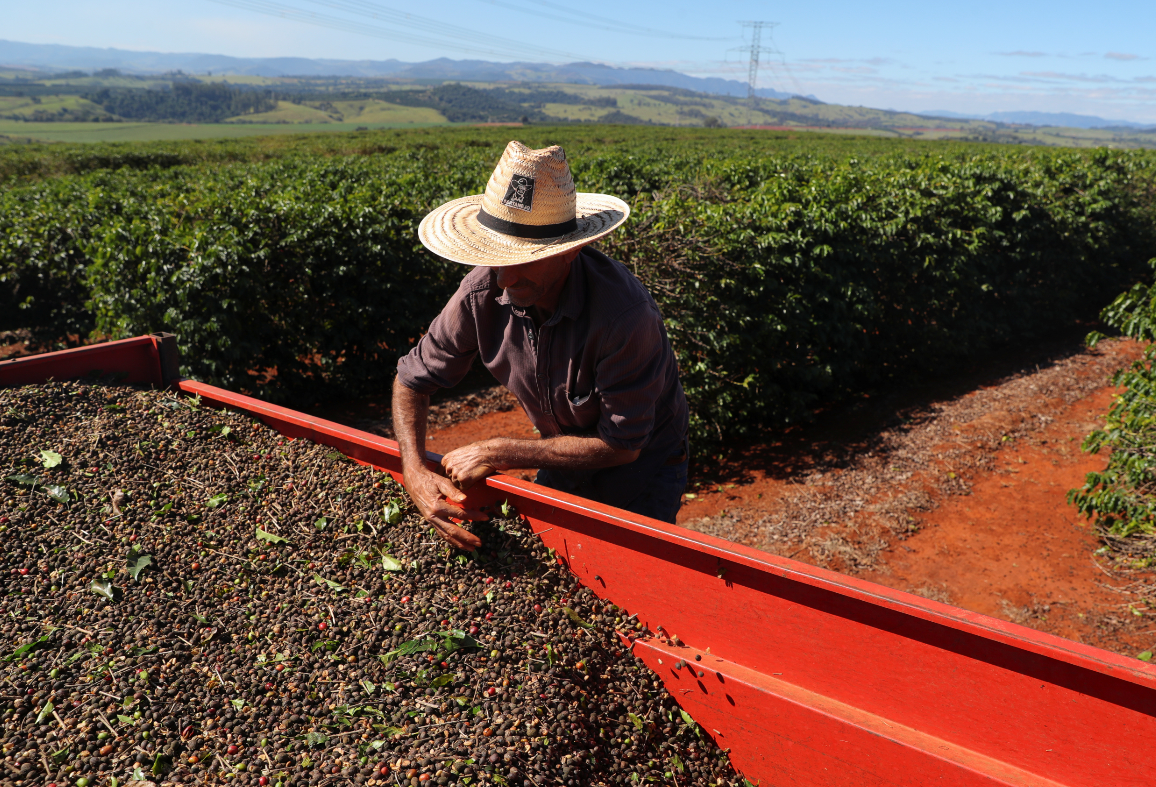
[396,284,478,395]
[595,304,668,451]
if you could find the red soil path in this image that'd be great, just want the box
[858,384,1151,655]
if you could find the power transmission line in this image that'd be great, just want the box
[474,0,732,42]
[305,0,585,58]
[204,0,590,62]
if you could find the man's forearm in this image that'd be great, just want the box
[488,435,639,471]
[392,376,432,472]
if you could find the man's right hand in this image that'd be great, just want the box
[403,465,486,551]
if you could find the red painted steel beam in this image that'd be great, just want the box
[5,341,1153,785]
[632,638,1067,787]
[175,377,1156,786]
[0,333,177,388]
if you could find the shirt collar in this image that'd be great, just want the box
[495,251,588,324]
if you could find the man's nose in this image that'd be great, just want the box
[496,268,518,289]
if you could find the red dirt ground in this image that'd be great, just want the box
[857,384,1153,655]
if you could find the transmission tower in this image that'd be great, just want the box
[730,21,781,124]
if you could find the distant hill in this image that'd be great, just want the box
[921,109,1153,130]
[0,39,808,101]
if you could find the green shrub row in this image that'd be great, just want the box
[1068,264,1156,561]
[2,140,1155,443]
[604,149,1156,437]
[0,125,1016,188]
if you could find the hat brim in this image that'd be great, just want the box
[418,192,630,267]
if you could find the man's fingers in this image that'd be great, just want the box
[435,474,468,503]
[428,516,482,551]
[430,496,488,524]
[445,465,496,492]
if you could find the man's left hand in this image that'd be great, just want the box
[441,439,505,490]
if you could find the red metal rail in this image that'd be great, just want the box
[3,338,1154,786]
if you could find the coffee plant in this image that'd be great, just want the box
[1069,259,1156,562]
[2,130,1155,440]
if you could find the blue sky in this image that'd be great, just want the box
[6,0,1156,122]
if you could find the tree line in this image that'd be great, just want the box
[86,82,279,123]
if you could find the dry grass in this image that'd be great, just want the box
[911,585,954,605]
[683,338,1139,573]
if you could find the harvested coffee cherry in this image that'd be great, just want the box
[0,381,743,786]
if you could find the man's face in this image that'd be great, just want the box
[495,248,581,308]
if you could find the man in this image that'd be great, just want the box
[393,141,689,551]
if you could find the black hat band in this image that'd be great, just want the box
[477,207,578,239]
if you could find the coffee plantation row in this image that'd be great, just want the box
[1068,263,1156,567]
[3,127,1155,443]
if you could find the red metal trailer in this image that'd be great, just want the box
[3,334,1154,787]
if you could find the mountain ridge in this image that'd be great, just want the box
[920,109,1154,130]
[0,39,809,101]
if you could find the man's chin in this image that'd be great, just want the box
[505,290,539,307]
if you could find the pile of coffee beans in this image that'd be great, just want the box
[0,381,743,787]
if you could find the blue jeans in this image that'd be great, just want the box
[535,457,688,524]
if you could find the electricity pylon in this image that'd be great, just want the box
[730,21,780,125]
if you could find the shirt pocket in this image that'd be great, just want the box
[565,388,601,429]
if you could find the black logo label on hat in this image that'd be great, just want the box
[501,175,535,213]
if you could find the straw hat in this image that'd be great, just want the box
[418,140,630,267]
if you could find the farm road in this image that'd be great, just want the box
[678,334,1154,658]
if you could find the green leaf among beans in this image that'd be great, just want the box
[45,484,70,504]
[7,633,52,662]
[39,449,63,468]
[256,527,289,545]
[127,549,153,582]
[36,700,55,724]
[206,493,228,508]
[90,579,120,601]
[679,709,697,729]
[562,607,593,629]
[381,554,404,572]
[382,501,403,525]
[313,574,346,592]
[6,473,42,488]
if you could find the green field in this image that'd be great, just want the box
[225,98,448,125]
[0,94,109,120]
[0,119,446,144]
[0,124,1022,185]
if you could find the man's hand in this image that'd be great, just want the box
[403,465,485,551]
[441,439,504,490]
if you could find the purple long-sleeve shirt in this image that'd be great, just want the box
[396,247,689,508]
